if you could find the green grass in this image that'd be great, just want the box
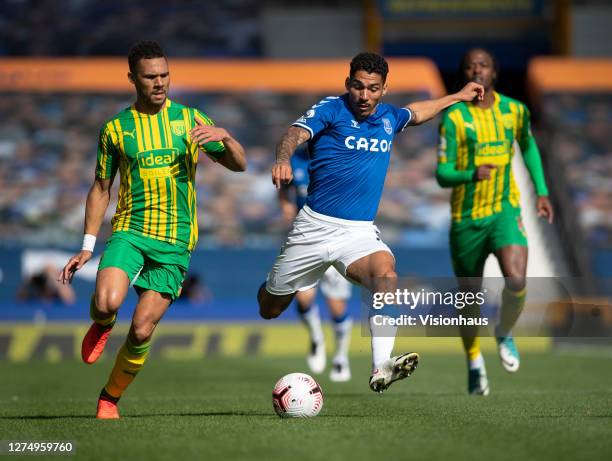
[1,352,612,461]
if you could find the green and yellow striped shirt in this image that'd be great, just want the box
[96,99,225,250]
[437,92,548,223]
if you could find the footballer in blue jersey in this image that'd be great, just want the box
[293,93,412,221]
[279,145,354,382]
[259,52,484,393]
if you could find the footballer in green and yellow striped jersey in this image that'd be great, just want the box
[59,41,246,419]
[436,48,553,396]
[96,99,220,251]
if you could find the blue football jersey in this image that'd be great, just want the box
[292,94,412,221]
[289,147,310,211]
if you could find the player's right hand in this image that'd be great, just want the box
[473,164,496,181]
[457,82,484,102]
[272,162,293,189]
[58,250,92,284]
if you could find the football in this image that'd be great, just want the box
[272,372,324,418]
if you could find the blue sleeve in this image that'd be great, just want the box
[392,106,412,133]
[291,96,339,138]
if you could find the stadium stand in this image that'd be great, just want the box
[0,0,262,57]
[528,58,612,278]
[0,59,445,249]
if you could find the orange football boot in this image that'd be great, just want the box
[96,397,120,419]
[81,322,114,364]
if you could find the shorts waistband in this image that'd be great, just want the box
[301,205,374,228]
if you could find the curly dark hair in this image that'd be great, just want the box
[350,52,389,82]
[128,41,166,73]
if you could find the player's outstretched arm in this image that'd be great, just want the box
[272,126,310,189]
[58,178,112,284]
[407,82,484,126]
[191,117,247,172]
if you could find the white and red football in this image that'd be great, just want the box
[272,372,323,418]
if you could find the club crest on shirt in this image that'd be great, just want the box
[171,121,186,136]
[383,118,392,135]
[502,114,514,130]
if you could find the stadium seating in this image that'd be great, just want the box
[0,91,444,248]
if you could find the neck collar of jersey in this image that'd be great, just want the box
[131,98,172,115]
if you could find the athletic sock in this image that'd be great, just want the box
[90,295,116,327]
[496,287,527,337]
[298,303,324,345]
[462,335,482,366]
[460,301,481,367]
[99,387,120,403]
[103,336,151,399]
[369,316,397,372]
[332,314,352,364]
[468,352,485,370]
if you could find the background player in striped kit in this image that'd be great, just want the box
[258,52,484,392]
[58,41,246,418]
[436,48,554,395]
[279,146,354,382]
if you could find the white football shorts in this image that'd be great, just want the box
[265,205,393,296]
[319,266,352,300]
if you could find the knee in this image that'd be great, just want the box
[382,270,398,283]
[130,319,155,345]
[506,274,526,292]
[259,306,281,320]
[95,288,123,315]
[257,285,289,320]
[372,269,397,291]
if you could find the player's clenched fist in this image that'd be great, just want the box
[457,82,484,102]
[272,162,293,189]
[473,164,496,181]
[536,196,554,224]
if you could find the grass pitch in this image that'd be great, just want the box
[1,351,611,461]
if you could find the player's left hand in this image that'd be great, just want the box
[58,250,92,284]
[272,162,293,189]
[536,196,554,224]
[190,117,230,145]
[457,82,484,102]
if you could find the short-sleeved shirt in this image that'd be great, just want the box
[96,99,225,251]
[292,94,412,221]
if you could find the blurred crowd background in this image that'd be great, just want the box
[0,0,611,307]
[0,0,262,57]
[0,90,441,248]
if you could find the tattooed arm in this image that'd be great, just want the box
[271,126,310,189]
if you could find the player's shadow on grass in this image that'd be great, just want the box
[0,411,370,419]
[130,412,369,418]
[129,411,274,417]
[0,415,92,420]
[0,411,270,419]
